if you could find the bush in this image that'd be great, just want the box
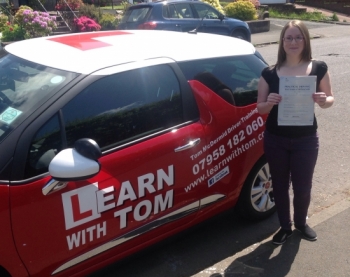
[250,0,260,9]
[55,0,83,11]
[1,23,26,42]
[224,0,258,21]
[14,5,33,24]
[99,13,119,30]
[0,13,8,32]
[17,9,57,38]
[73,16,101,32]
[331,12,339,21]
[202,0,225,15]
[78,4,102,22]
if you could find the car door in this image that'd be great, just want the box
[177,54,268,215]
[192,3,230,36]
[9,62,207,276]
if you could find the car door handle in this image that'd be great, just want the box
[174,138,201,152]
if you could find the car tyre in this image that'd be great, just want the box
[236,156,276,220]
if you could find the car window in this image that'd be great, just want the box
[0,51,78,144]
[121,7,151,23]
[178,55,267,106]
[24,64,183,178]
[174,3,194,19]
[193,3,220,19]
[164,4,181,19]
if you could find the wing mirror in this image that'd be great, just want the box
[43,139,102,195]
[49,138,101,181]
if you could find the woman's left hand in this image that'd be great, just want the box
[312,92,327,106]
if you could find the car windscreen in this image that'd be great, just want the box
[0,50,78,143]
[121,7,151,23]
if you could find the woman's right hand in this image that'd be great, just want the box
[266,93,282,106]
[257,77,281,115]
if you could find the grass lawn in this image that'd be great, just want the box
[101,2,342,23]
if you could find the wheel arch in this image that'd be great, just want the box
[0,266,11,277]
[231,27,251,42]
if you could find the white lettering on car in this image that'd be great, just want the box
[66,221,107,250]
[62,184,101,230]
[62,165,175,250]
[184,109,265,193]
[114,190,174,229]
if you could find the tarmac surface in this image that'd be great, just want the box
[194,4,350,277]
[251,3,350,46]
[193,198,350,277]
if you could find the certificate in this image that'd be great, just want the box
[278,76,316,126]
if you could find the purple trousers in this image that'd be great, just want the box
[263,131,319,230]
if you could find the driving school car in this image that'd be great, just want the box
[0,30,275,277]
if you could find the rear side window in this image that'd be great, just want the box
[193,3,220,19]
[164,3,194,19]
[24,64,183,178]
[121,7,151,23]
[164,4,181,19]
[178,55,267,106]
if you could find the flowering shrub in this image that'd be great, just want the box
[99,13,119,30]
[1,22,26,42]
[1,7,57,41]
[17,9,57,38]
[0,13,8,32]
[251,0,260,9]
[73,16,101,32]
[56,0,83,11]
[14,5,33,24]
[202,0,225,15]
[78,4,101,22]
[230,0,260,9]
[225,0,258,21]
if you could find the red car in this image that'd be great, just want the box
[0,30,274,277]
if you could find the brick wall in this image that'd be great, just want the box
[296,0,350,16]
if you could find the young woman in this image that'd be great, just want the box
[257,20,334,245]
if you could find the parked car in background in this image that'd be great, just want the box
[0,30,272,277]
[117,0,251,41]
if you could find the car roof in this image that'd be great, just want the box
[128,0,212,9]
[135,0,201,5]
[4,30,256,74]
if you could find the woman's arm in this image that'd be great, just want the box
[257,76,281,114]
[313,71,334,109]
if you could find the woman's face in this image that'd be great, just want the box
[283,26,305,58]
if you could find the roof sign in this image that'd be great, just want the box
[48,31,132,51]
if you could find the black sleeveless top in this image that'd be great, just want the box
[261,60,328,138]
